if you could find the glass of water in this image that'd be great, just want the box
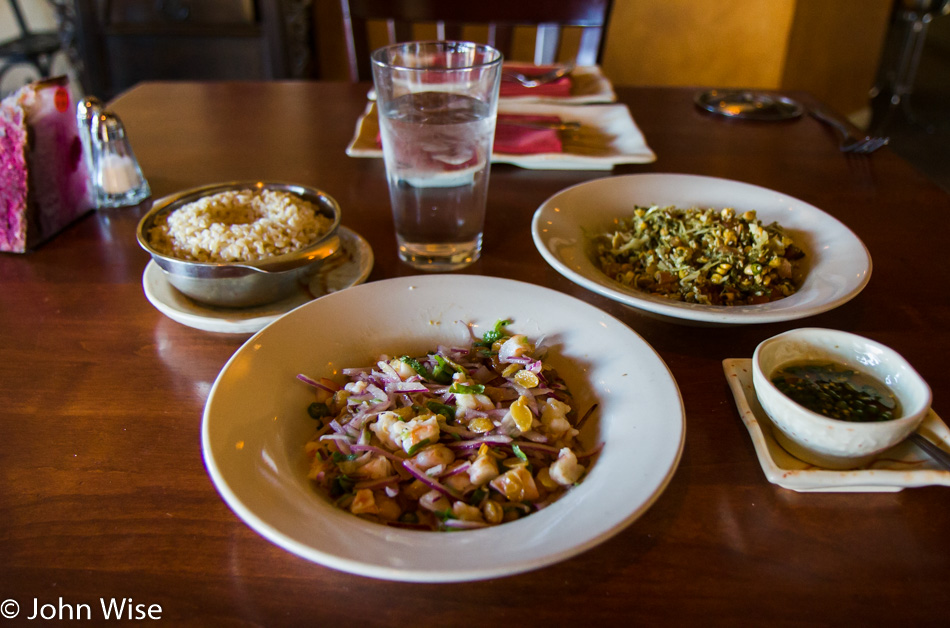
[371,41,503,271]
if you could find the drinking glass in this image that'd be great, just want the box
[371,41,503,271]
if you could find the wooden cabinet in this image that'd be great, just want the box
[65,0,317,100]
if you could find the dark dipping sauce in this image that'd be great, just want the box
[771,360,900,422]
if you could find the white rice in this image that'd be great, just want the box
[148,188,333,263]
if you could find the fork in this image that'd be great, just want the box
[809,108,889,154]
[499,120,581,132]
[502,63,575,88]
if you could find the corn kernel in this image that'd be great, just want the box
[510,396,533,432]
[483,500,503,524]
[536,466,559,491]
[513,370,539,388]
[501,363,521,377]
[469,417,494,433]
[502,472,525,500]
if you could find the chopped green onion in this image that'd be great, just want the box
[431,355,455,384]
[426,401,456,421]
[331,451,359,463]
[406,438,431,456]
[448,382,485,395]
[475,319,512,347]
[468,488,487,505]
[329,476,354,497]
[512,444,528,463]
[433,509,457,521]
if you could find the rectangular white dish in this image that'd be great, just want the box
[346,101,656,171]
[724,358,950,492]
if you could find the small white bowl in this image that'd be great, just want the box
[752,328,932,469]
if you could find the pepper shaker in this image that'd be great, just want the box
[91,110,151,208]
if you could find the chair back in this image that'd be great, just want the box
[0,0,62,88]
[6,0,31,35]
[340,0,614,82]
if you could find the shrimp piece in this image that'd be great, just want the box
[490,467,540,502]
[390,358,418,380]
[455,391,495,412]
[549,448,584,486]
[468,453,499,487]
[352,455,393,480]
[418,489,451,513]
[370,411,403,450]
[374,493,402,521]
[498,334,534,363]
[350,488,379,515]
[410,444,455,471]
[392,415,440,454]
[452,501,484,522]
[404,479,430,500]
[443,470,473,493]
[540,398,577,441]
[344,379,368,394]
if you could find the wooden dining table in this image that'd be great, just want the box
[2,80,948,626]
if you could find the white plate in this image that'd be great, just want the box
[201,275,685,582]
[367,65,617,105]
[724,359,950,492]
[143,226,373,334]
[498,64,617,104]
[346,101,655,171]
[532,174,872,324]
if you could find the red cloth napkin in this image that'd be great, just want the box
[500,64,573,98]
[494,114,563,155]
[374,114,564,156]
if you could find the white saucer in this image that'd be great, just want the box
[724,358,950,492]
[143,226,373,334]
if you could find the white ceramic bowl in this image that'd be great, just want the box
[201,275,685,582]
[752,328,932,469]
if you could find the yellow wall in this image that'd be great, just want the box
[602,0,797,90]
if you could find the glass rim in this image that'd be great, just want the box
[370,40,503,72]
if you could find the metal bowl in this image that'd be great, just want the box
[137,181,342,308]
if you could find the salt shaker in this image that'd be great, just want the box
[92,111,151,208]
[76,96,102,185]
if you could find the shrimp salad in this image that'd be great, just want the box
[298,320,599,531]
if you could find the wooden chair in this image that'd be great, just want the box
[340,0,614,82]
[0,0,63,87]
